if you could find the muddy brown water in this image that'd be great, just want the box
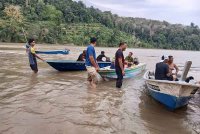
[0,43,200,134]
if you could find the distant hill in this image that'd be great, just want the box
[0,0,200,50]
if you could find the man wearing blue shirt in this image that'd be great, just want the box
[85,37,99,87]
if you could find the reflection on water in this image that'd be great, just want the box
[0,43,200,134]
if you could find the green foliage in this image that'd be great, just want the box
[40,4,63,22]
[0,0,200,50]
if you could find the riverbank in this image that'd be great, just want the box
[1,42,200,53]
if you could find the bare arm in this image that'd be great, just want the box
[174,64,179,74]
[26,48,29,53]
[124,60,129,63]
[89,55,98,69]
[125,57,133,65]
[118,58,124,73]
[34,54,45,62]
[96,59,99,68]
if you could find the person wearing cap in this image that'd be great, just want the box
[97,51,107,62]
[155,55,173,81]
[125,52,134,67]
[27,38,45,73]
[161,55,164,62]
[85,37,99,87]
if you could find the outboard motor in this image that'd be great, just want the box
[180,61,192,81]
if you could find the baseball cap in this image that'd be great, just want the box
[160,55,168,62]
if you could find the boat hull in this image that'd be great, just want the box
[98,63,146,79]
[36,50,69,55]
[144,71,199,110]
[148,86,191,110]
[46,60,111,71]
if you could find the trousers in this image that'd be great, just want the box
[115,67,123,88]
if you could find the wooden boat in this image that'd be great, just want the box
[46,60,111,71]
[98,63,146,79]
[35,49,69,55]
[144,61,200,110]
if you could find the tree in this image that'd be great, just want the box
[0,5,24,42]
[4,5,23,23]
[0,0,200,50]
[41,4,63,23]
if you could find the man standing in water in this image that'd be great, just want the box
[85,37,99,87]
[27,38,44,73]
[115,42,127,88]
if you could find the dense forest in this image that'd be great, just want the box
[0,0,200,50]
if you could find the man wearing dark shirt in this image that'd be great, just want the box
[77,50,86,61]
[155,55,173,81]
[115,42,127,88]
[97,51,106,61]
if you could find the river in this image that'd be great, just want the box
[0,43,200,134]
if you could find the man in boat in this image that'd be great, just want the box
[77,50,86,61]
[85,37,99,87]
[27,38,45,73]
[97,51,110,62]
[110,57,115,69]
[133,57,139,65]
[125,52,134,67]
[97,51,108,62]
[155,55,173,81]
[185,76,200,84]
[115,42,127,88]
[125,52,139,67]
[168,55,179,77]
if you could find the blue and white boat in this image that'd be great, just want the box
[46,60,111,71]
[98,63,146,79]
[35,49,69,55]
[144,71,200,110]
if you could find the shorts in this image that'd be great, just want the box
[86,66,98,84]
[30,64,38,72]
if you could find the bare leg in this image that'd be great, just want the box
[87,75,92,85]
[91,74,98,88]
[33,70,38,73]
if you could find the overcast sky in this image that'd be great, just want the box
[77,0,200,26]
